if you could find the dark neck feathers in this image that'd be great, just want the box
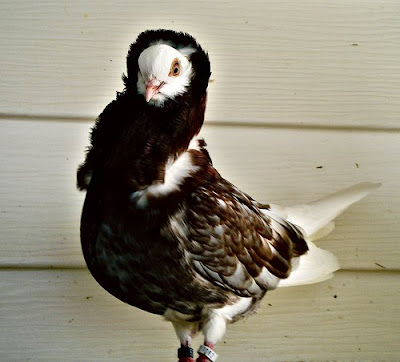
[78,29,210,190]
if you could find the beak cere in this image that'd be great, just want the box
[145,79,165,102]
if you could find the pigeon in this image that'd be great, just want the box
[77,29,380,362]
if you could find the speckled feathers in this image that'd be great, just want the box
[76,29,329,359]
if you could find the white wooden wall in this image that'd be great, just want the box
[0,1,399,360]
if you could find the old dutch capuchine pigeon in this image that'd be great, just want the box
[77,29,379,361]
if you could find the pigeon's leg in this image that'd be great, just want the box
[196,312,224,361]
[178,344,195,362]
[172,320,198,362]
[196,342,217,362]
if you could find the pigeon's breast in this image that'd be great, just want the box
[80,183,234,316]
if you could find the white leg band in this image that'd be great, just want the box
[198,345,218,361]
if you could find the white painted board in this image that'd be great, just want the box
[0,270,398,361]
[0,119,397,269]
[0,1,399,127]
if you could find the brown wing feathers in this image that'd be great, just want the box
[185,173,308,297]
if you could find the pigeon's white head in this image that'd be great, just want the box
[137,43,195,106]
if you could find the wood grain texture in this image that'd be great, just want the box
[0,269,398,361]
[0,0,399,127]
[0,119,397,269]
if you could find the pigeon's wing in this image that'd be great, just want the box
[183,178,308,297]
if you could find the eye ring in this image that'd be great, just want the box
[169,58,181,77]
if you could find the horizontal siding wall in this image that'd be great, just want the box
[0,0,399,360]
[0,119,398,270]
[0,0,399,127]
[1,270,398,361]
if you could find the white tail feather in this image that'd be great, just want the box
[271,182,381,241]
[278,241,340,287]
[269,182,381,287]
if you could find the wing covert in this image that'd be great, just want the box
[184,178,307,297]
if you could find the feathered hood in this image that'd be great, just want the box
[124,29,211,98]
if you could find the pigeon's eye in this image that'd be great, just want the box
[169,58,181,77]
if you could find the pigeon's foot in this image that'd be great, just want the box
[178,344,194,362]
[196,342,218,362]
[196,355,210,362]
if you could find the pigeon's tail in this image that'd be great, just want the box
[268,182,381,287]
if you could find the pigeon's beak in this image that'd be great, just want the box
[145,79,165,102]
